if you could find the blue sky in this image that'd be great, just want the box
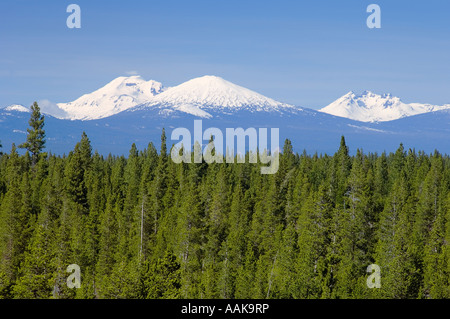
[0,0,449,109]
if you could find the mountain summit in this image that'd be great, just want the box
[319,91,450,122]
[134,75,297,118]
[50,75,296,120]
[1,104,29,113]
[149,75,293,110]
[56,76,165,120]
[32,76,449,123]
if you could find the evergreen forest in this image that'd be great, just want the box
[0,103,449,299]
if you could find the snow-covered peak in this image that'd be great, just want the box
[57,76,165,120]
[140,75,295,115]
[2,104,29,113]
[101,76,164,96]
[319,91,450,122]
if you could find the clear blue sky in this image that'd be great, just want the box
[1,0,449,109]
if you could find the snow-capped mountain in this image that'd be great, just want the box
[2,77,450,157]
[319,91,450,122]
[132,75,298,118]
[1,104,29,113]
[43,75,450,123]
[56,76,165,120]
[51,75,297,120]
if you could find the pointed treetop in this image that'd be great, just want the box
[160,128,167,157]
[338,135,349,156]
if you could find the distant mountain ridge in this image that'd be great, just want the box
[4,76,448,123]
[319,90,450,122]
[29,75,299,121]
[2,75,450,156]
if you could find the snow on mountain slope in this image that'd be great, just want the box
[134,75,297,117]
[2,104,29,113]
[40,75,449,123]
[56,76,165,120]
[319,91,450,122]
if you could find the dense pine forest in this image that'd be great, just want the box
[0,103,449,299]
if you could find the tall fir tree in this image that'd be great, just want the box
[19,102,46,166]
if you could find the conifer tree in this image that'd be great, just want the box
[0,145,31,297]
[333,136,352,206]
[1,128,450,299]
[13,203,56,298]
[177,158,204,298]
[19,102,45,166]
[422,202,448,298]
[374,176,416,298]
[141,251,181,299]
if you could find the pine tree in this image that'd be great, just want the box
[422,202,448,298]
[0,145,32,298]
[374,175,416,298]
[332,136,352,206]
[293,184,331,298]
[141,251,181,299]
[95,195,119,298]
[19,102,45,166]
[64,132,92,208]
[332,150,372,298]
[13,203,56,298]
[146,130,168,250]
[177,159,204,298]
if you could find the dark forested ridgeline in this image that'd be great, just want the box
[0,105,449,299]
